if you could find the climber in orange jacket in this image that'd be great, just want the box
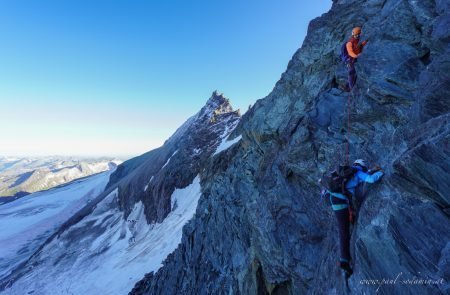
[340,27,368,91]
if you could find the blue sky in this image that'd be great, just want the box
[0,0,331,158]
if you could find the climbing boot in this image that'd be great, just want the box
[340,261,353,278]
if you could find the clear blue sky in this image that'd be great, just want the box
[0,0,331,158]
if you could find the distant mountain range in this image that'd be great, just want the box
[0,157,121,201]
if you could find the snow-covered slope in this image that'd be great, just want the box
[1,176,201,295]
[0,157,120,199]
[0,169,113,283]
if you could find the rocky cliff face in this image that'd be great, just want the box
[131,0,449,294]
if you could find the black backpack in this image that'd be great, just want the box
[320,165,356,197]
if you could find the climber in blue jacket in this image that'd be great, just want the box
[322,159,384,278]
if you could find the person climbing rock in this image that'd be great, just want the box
[340,27,368,91]
[320,159,383,278]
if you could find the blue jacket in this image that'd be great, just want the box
[328,166,384,211]
[345,166,384,196]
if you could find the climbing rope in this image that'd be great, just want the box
[342,90,353,166]
[345,92,352,165]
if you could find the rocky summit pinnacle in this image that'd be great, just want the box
[206,90,231,110]
[197,91,237,123]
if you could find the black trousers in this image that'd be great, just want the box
[334,208,351,262]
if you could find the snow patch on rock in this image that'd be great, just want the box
[214,135,242,155]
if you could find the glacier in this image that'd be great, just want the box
[0,170,113,282]
[1,176,202,295]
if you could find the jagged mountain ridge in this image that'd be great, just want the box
[0,92,241,294]
[130,0,449,294]
[107,91,241,223]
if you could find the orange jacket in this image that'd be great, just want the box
[346,37,363,59]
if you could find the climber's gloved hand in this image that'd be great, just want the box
[370,165,383,173]
[361,40,368,46]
